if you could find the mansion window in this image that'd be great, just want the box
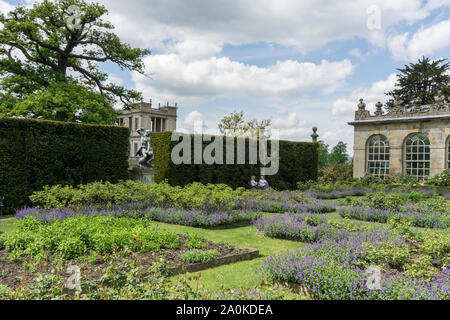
[447,137,450,169]
[367,135,390,178]
[405,134,430,180]
[135,117,140,130]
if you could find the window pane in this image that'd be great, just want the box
[405,134,430,180]
[367,135,390,179]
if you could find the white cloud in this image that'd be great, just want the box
[95,0,446,51]
[183,110,203,126]
[388,19,450,61]
[349,48,363,57]
[332,73,397,116]
[133,48,355,105]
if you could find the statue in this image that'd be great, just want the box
[358,98,366,111]
[136,128,154,168]
[355,98,370,120]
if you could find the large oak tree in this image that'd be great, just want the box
[0,0,150,123]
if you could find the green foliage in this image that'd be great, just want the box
[0,256,284,300]
[30,181,242,213]
[317,141,330,170]
[359,242,411,270]
[357,218,450,282]
[328,141,349,165]
[218,110,272,137]
[386,57,449,106]
[403,255,436,281]
[152,132,318,190]
[425,169,450,187]
[419,196,450,215]
[56,237,87,260]
[13,82,118,124]
[366,192,403,211]
[0,117,130,214]
[185,233,207,249]
[0,0,149,119]
[179,249,221,264]
[321,162,353,183]
[2,216,181,260]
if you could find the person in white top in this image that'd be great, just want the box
[258,176,269,190]
[250,176,257,189]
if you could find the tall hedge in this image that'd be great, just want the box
[151,132,318,190]
[0,118,130,214]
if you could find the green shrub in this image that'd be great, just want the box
[185,233,207,249]
[30,181,243,213]
[179,249,221,264]
[56,237,87,259]
[366,192,403,211]
[0,117,130,214]
[419,197,450,215]
[425,169,450,186]
[2,216,181,260]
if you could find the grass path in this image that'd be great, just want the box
[150,222,308,298]
[0,217,17,234]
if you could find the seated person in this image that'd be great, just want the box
[258,176,269,190]
[249,176,257,189]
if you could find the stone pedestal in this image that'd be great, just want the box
[130,167,157,184]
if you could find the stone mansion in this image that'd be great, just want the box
[118,101,178,167]
[349,92,450,181]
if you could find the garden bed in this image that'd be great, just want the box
[0,233,258,289]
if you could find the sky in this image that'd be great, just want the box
[1,0,450,154]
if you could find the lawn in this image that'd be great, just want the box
[0,217,17,234]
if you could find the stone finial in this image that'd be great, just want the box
[311,127,319,143]
[375,101,383,116]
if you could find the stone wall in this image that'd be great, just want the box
[352,118,450,178]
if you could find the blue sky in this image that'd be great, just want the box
[2,0,450,154]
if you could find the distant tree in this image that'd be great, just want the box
[0,0,149,123]
[329,141,349,165]
[317,140,330,170]
[218,110,272,137]
[386,57,450,106]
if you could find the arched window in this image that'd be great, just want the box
[367,135,390,179]
[404,134,431,180]
[447,136,450,169]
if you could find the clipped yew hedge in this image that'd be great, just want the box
[0,118,130,214]
[151,132,318,190]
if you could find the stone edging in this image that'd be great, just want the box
[168,248,259,276]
